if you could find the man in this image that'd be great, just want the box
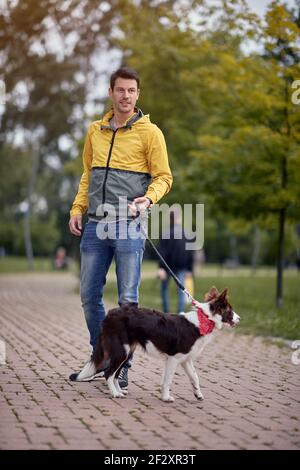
[69,67,172,389]
[157,209,194,314]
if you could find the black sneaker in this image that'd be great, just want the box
[69,359,109,382]
[118,367,128,389]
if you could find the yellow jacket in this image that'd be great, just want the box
[70,108,173,219]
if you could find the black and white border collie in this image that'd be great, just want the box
[83,287,240,402]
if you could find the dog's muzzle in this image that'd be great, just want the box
[231,312,240,327]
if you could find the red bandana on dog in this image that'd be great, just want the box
[196,307,215,335]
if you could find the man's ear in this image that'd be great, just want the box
[204,286,219,302]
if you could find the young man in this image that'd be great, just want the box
[69,67,173,389]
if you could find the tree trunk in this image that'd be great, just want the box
[24,211,34,270]
[23,147,39,271]
[276,80,289,308]
[276,208,286,309]
[251,225,260,274]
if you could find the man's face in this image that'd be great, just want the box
[109,77,140,115]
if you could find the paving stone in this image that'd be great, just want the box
[0,273,299,450]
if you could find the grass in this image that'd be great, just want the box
[0,256,54,273]
[0,257,299,340]
[104,262,300,341]
[192,276,300,340]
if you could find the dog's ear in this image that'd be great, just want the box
[204,286,219,302]
[218,288,229,303]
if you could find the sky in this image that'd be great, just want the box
[0,0,296,19]
[246,0,296,16]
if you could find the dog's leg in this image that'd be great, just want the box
[107,375,124,398]
[181,360,204,401]
[114,376,127,395]
[113,363,128,396]
[113,344,131,396]
[107,363,129,398]
[159,361,167,391]
[161,357,178,402]
[104,337,128,399]
[113,378,128,395]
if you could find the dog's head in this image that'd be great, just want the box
[204,287,240,330]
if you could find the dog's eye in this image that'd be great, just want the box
[223,310,233,323]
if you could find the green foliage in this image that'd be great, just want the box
[0,0,123,258]
[1,0,299,285]
[0,213,60,256]
[0,144,31,210]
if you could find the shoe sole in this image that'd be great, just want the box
[80,371,105,381]
[69,370,106,382]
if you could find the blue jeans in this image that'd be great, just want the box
[161,270,187,313]
[80,220,145,367]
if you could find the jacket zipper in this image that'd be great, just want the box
[102,128,118,204]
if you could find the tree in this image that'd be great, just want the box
[0,0,121,264]
[189,2,300,307]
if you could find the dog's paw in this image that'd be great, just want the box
[111,391,125,399]
[194,392,204,401]
[121,388,128,395]
[161,395,175,403]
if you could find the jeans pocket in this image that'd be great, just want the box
[80,222,99,253]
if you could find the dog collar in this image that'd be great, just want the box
[196,306,215,336]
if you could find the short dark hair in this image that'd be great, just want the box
[110,67,140,90]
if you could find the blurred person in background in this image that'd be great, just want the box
[53,246,69,270]
[157,209,194,314]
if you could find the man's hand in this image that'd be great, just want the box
[158,268,168,281]
[69,214,82,236]
[128,196,152,217]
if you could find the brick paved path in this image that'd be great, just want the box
[0,273,299,450]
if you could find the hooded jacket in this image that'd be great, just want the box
[70,108,173,219]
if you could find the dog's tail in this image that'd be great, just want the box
[74,335,108,382]
[76,358,98,381]
[92,334,108,369]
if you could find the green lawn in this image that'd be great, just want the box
[0,256,54,272]
[104,264,300,341]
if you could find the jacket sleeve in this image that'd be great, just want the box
[144,126,173,204]
[70,127,93,217]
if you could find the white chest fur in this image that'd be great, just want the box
[138,330,215,364]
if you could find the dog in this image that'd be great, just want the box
[90,286,240,402]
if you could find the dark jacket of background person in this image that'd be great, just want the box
[158,223,194,273]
